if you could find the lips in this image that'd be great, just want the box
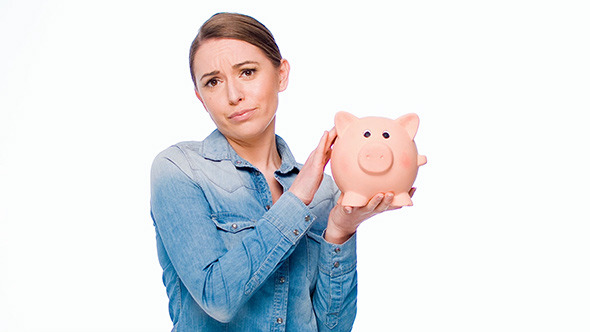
[229,108,256,122]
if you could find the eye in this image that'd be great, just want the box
[205,78,219,87]
[382,131,390,139]
[363,130,371,138]
[241,68,256,77]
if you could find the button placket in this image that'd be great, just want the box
[271,263,289,330]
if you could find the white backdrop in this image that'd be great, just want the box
[1,1,589,331]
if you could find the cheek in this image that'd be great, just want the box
[252,79,280,103]
[202,93,222,111]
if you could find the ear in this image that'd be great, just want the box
[334,111,358,135]
[278,59,290,92]
[195,88,203,102]
[194,88,209,112]
[397,113,420,140]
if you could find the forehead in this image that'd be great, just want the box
[192,38,270,74]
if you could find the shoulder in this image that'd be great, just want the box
[151,141,205,183]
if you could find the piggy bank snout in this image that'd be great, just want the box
[357,143,393,175]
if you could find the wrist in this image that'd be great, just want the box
[288,188,311,205]
[324,221,355,244]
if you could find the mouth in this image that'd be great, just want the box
[228,108,256,122]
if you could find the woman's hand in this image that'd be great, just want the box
[288,128,337,205]
[324,188,416,244]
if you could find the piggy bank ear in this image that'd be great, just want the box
[397,113,420,139]
[334,111,358,135]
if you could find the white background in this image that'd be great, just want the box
[1,1,589,331]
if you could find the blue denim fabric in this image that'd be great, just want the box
[150,130,357,331]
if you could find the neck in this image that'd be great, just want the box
[225,124,282,172]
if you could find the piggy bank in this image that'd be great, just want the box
[330,111,427,207]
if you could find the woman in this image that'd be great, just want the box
[150,12,405,331]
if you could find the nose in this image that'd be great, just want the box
[357,143,393,175]
[226,78,244,105]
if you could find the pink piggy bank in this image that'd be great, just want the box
[330,111,427,207]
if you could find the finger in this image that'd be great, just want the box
[325,128,337,159]
[343,206,353,214]
[308,131,328,166]
[302,133,325,165]
[327,127,337,146]
[375,192,394,212]
[387,198,404,210]
[316,131,330,158]
[318,130,328,150]
[322,130,333,157]
[320,131,335,169]
[365,193,384,212]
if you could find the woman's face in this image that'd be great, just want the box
[193,38,289,143]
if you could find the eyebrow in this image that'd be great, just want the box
[233,60,259,68]
[199,61,260,82]
[200,70,219,82]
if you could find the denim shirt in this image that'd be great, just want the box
[150,130,357,331]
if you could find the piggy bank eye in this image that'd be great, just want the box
[363,130,371,138]
[382,131,390,139]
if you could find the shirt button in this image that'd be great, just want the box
[231,223,238,229]
[276,318,283,324]
[304,215,311,222]
[293,229,299,236]
[334,247,341,253]
[265,205,271,210]
[279,277,285,283]
[333,261,340,268]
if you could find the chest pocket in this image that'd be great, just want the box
[211,212,257,249]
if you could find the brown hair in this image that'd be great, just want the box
[189,12,282,87]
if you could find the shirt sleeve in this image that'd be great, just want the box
[150,148,317,323]
[313,219,358,330]
[306,177,357,331]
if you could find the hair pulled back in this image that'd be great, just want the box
[189,13,282,87]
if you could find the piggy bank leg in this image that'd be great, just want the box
[392,192,413,207]
[340,191,370,207]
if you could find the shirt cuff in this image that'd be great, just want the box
[263,191,316,245]
[319,231,357,277]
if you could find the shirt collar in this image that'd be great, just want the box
[201,129,301,174]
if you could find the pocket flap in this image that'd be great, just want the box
[211,212,256,233]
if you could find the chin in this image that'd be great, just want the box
[222,116,276,142]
